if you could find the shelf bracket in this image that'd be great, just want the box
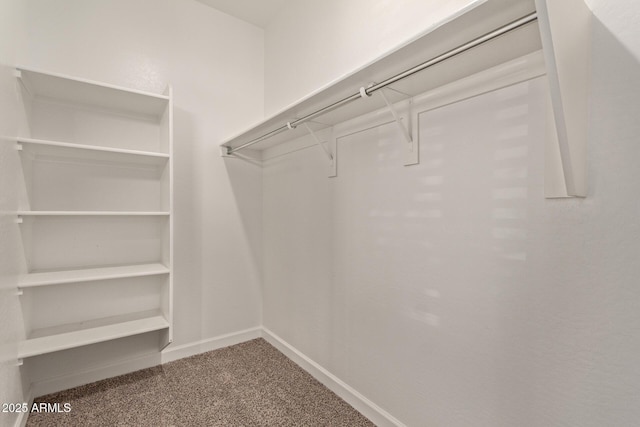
[15,216,23,224]
[14,69,34,100]
[302,123,337,177]
[378,89,412,144]
[17,358,23,367]
[220,146,233,157]
[15,142,23,151]
[361,85,419,166]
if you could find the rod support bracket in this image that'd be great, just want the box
[378,89,419,166]
[302,123,336,177]
[220,146,233,157]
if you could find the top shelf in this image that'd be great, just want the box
[16,67,170,117]
[221,0,540,152]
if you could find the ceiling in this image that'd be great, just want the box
[196,0,289,28]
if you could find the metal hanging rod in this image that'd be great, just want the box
[227,11,538,155]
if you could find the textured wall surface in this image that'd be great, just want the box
[262,0,640,425]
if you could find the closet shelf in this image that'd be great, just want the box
[16,67,169,117]
[220,0,541,153]
[17,211,170,216]
[17,137,169,165]
[19,263,170,288]
[18,312,169,359]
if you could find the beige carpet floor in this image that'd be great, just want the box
[27,338,375,426]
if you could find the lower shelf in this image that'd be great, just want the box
[19,311,169,359]
[19,263,170,288]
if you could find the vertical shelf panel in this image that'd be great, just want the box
[160,84,174,348]
[536,0,591,197]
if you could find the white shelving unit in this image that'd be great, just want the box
[14,67,173,360]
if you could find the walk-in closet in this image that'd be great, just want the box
[1,0,639,426]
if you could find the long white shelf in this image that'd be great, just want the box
[16,67,169,117]
[19,263,170,288]
[17,211,170,216]
[17,137,169,165]
[221,0,540,152]
[19,312,169,359]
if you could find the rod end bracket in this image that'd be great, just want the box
[220,146,233,157]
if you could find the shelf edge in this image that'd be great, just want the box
[19,264,170,288]
[16,66,170,102]
[17,137,170,159]
[18,315,170,359]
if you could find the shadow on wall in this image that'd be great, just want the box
[221,149,263,290]
[214,146,262,331]
[170,106,204,343]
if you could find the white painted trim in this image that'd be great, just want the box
[161,327,262,364]
[13,388,33,427]
[28,327,262,397]
[261,327,407,427]
[26,327,402,426]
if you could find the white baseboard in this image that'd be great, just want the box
[161,327,262,364]
[13,388,33,427]
[261,327,406,427]
[29,327,261,398]
[31,352,162,398]
[25,326,401,427]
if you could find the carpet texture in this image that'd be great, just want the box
[27,338,375,426]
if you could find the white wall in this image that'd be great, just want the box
[0,0,29,425]
[264,0,480,115]
[262,0,640,426]
[19,0,264,389]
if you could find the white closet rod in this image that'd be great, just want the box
[227,12,538,155]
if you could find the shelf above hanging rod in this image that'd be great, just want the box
[220,0,590,198]
[220,0,541,155]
